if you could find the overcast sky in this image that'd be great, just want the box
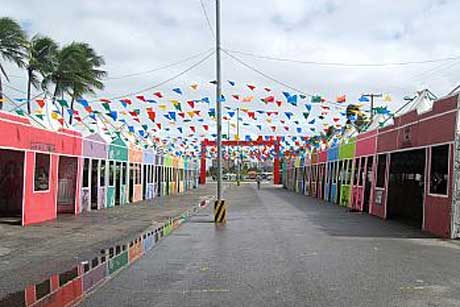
[2,0,460,141]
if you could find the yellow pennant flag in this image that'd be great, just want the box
[51,111,60,120]
[159,104,167,111]
[187,111,195,118]
[190,84,198,90]
[384,94,392,102]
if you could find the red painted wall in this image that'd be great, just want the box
[423,145,454,238]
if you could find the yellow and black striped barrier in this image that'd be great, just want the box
[214,200,227,223]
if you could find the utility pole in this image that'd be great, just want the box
[362,93,382,122]
[213,0,227,223]
[236,107,241,186]
[215,0,223,201]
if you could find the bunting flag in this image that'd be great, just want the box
[57,99,69,108]
[336,95,346,103]
[135,95,146,102]
[36,99,45,109]
[190,84,198,90]
[172,88,183,95]
[187,100,195,109]
[357,95,369,103]
[153,92,163,98]
[232,94,240,101]
[247,84,256,91]
[228,80,236,86]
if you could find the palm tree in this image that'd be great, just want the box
[42,42,106,124]
[0,17,27,109]
[66,43,106,125]
[24,35,58,113]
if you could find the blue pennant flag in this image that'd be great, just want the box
[172,88,183,95]
[359,95,370,102]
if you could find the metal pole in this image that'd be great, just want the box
[370,95,374,122]
[215,0,223,201]
[237,107,241,186]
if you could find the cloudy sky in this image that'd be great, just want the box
[2,0,460,140]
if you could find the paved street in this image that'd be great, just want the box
[0,184,216,299]
[82,184,460,307]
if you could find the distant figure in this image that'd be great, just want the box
[257,176,261,190]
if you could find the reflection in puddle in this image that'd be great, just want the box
[0,202,205,307]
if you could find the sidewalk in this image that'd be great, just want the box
[0,184,218,300]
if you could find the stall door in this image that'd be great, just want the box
[57,156,78,214]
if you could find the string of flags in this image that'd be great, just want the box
[9,79,394,161]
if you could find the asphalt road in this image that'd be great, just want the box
[82,184,460,307]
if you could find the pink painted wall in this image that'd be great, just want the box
[0,112,83,225]
[356,130,377,157]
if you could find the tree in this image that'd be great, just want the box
[41,42,106,125]
[66,42,106,125]
[24,35,58,113]
[0,17,27,109]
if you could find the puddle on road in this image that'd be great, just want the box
[0,200,210,307]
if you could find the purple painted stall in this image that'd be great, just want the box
[81,133,108,212]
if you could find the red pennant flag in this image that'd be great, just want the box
[203,125,209,131]
[156,123,162,129]
[333,117,340,122]
[122,98,133,105]
[271,126,277,132]
[247,84,256,91]
[135,96,145,102]
[247,112,256,119]
[276,100,282,107]
[193,110,200,116]
[36,99,45,108]
[264,87,271,92]
[178,112,185,118]
[263,96,275,103]
[280,120,285,124]
[187,100,195,109]
[153,92,163,98]
[232,95,240,100]
[190,126,196,133]
[284,126,289,131]
[100,98,111,103]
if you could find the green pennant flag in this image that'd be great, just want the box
[101,102,111,112]
[134,108,140,115]
[57,99,69,108]
[35,113,45,120]
[89,128,95,133]
[142,124,148,131]
[303,112,309,120]
[311,96,322,103]
[173,103,182,111]
[15,109,25,116]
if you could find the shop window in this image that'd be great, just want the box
[100,161,106,187]
[376,154,387,188]
[430,145,449,195]
[109,161,115,186]
[34,153,50,192]
[83,158,90,188]
[137,164,142,184]
[122,162,127,185]
[352,158,359,185]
